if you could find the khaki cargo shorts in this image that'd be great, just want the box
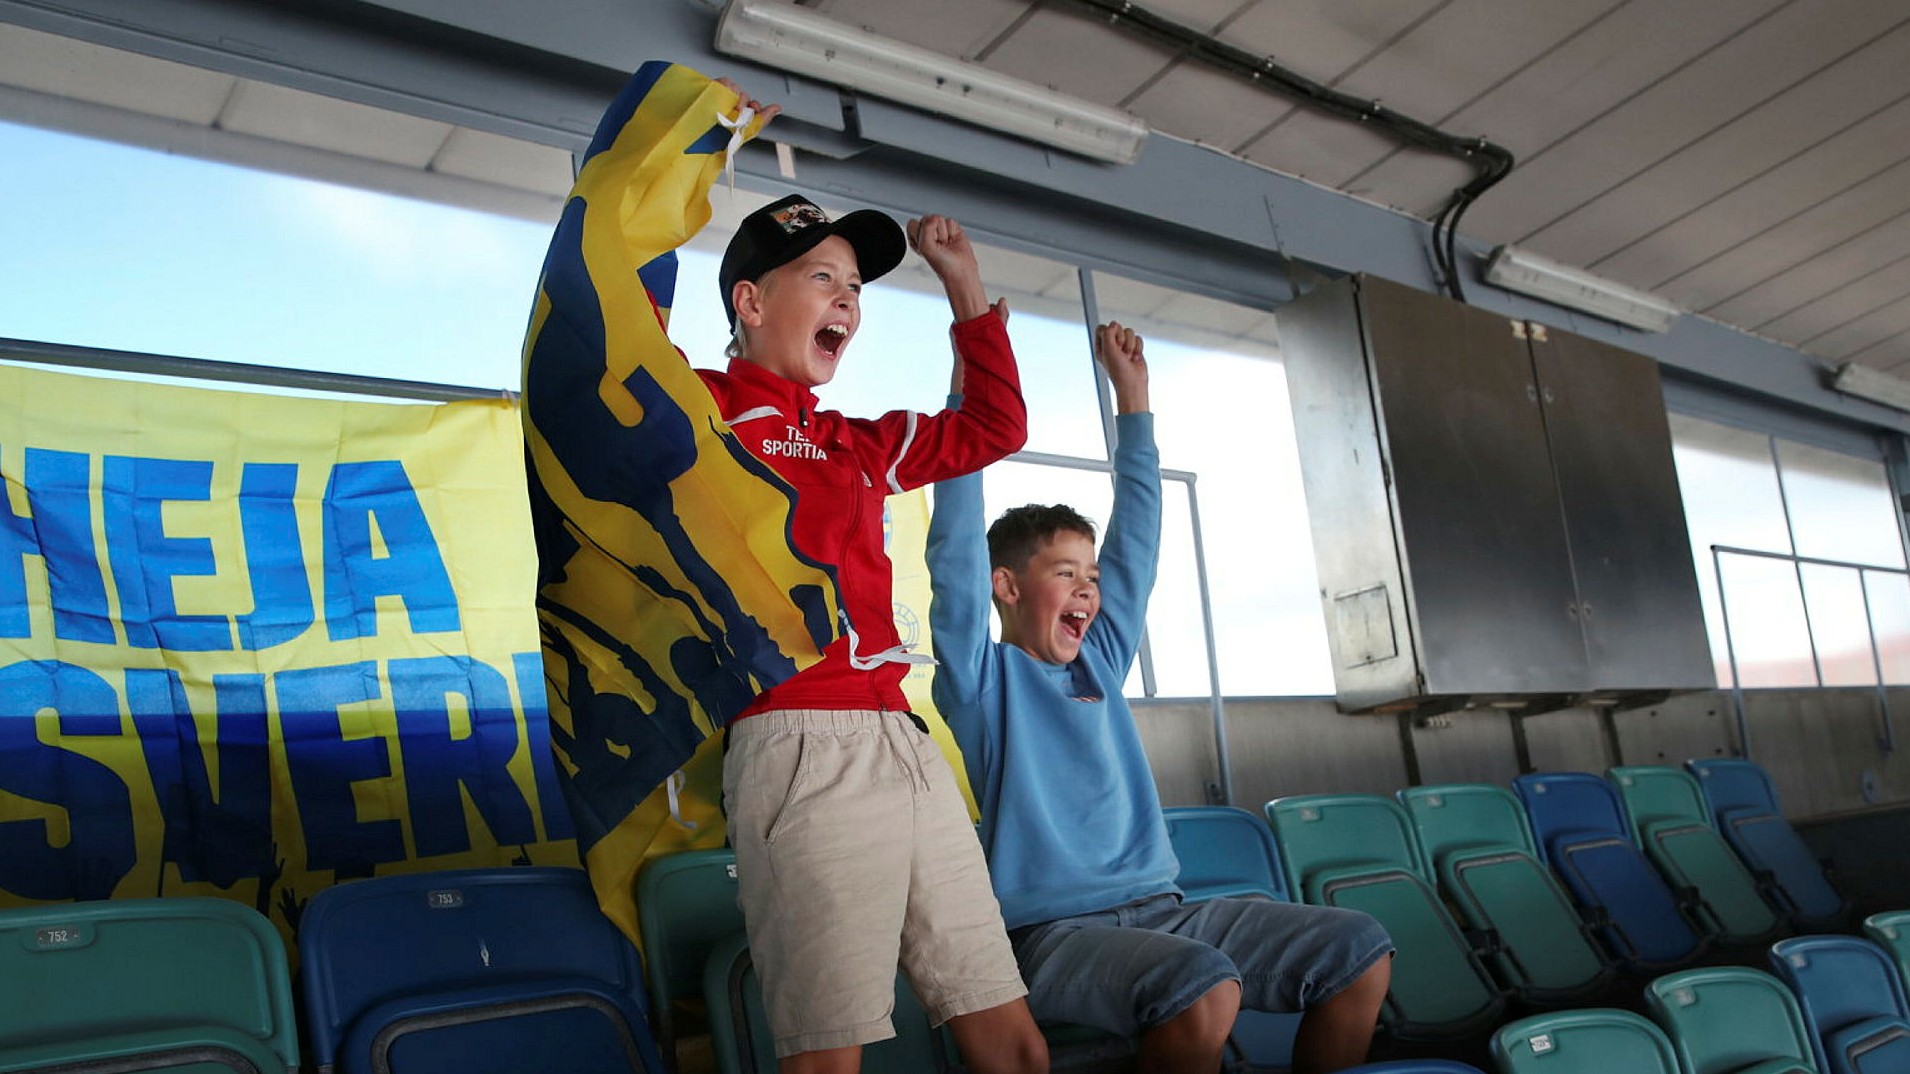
[722,709,1026,1057]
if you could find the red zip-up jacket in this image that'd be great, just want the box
[697,312,1026,719]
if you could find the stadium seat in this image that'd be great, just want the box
[1770,934,1910,1074]
[1491,1008,1681,1074]
[636,849,745,1068]
[0,896,298,1074]
[1689,758,1848,930]
[1163,805,1290,902]
[1865,912,1910,994]
[1267,794,1503,1040]
[1643,966,1817,1074]
[1163,806,1301,1068]
[298,866,664,1074]
[702,932,944,1074]
[1398,783,1612,1004]
[1513,771,1706,970]
[1337,1054,1482,1062]
[1609,765,1786,944]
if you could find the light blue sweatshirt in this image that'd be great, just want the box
[927,411,1179,929]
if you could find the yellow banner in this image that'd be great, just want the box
[0,364,576,940]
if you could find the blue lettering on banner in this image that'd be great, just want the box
[236,463,314,651]
[515,651,576,841]
[126,669,273,888]
[103,455,232,652]
[278,662,408,874]
[323,461,461,641]
[389,655,536,857]
[0,661,136,901]
[0,448,117,644]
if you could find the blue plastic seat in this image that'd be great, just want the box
[0,896,298,1074]
[1644,966,1817,1074]
[1267,794,1503,1040]
[1689,758,1848,930]
[1163,805,1290,902]
[1771,935,1910,1074]
[1865,911,1910,995]
[1492,1008,1682,1074]
[1162,806,1300,1067]
[1398,783,1611,1004]
[1513,771,1706,970]
[298,867,664,1074]
[1610,765,1786,944]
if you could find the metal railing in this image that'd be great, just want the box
[1711,543,1904,757]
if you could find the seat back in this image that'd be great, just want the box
[1644,966,1817,1074]
[1865,911,1910,995]
[703,933,942,1074]
[637,849,744,1063]
[1335,1062,1489,1073]
[1611,765,1784,943]
[1514,772,1704,970]
[298,867,662,1074]
[1163,806,1290,902]
[0,896,298,1074]
[1268,795,1501,1040]
[1771,935,1910,1074]
[1690,758,1847,928]
[1399,783,1609,1003]
[1491,1008,1681,1074]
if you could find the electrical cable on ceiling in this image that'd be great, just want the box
[1053,0,1515,302]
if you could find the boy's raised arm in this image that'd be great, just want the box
[1088,322,1161,666]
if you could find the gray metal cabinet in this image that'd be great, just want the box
[1279,274,1713,714]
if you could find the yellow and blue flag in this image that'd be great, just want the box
[520,62,844,941]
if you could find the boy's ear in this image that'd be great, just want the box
[991,565,1020,606]
[732,279,764,328]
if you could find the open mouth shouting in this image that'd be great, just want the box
[815,321,850,358]
[1061,609,1092,641]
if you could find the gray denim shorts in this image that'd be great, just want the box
[1010,892,1393,1038]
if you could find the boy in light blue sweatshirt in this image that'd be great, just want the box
[927,322,1393,1074]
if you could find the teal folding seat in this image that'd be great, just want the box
[637,849,744,1068]
[1267,794,1503,1040]
[1398,784,1611,1004]
[1864,912,1910,995]
[702,933,943,1074]
[1492,1008,1681,1074]
[1610,765,1786,944]
[0,896,298,1074]
[1644,966,1818,1074]
[1690,758,1848,930]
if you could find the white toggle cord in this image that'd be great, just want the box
[716,105,755,191]
[843,612,937,671]
[665,770,698,831]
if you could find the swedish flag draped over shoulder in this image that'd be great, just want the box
[520,62,838,941]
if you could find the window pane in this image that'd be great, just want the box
[1800,564,1876,686]
[1866,572,1910,684]
[1092,273,1331,697]
[673,187,1101,458]
[0,120,555,390]
[1717,555,1813,687]
[1776,439,1905,569]
[1669,414,1792,684]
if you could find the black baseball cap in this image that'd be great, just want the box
[719,194,907,328]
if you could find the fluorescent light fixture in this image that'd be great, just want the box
[1484,245,1682,333]
[714,0,1149,164]
[1830,361,1910,412]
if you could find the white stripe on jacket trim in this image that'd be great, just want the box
[885,411,919,494]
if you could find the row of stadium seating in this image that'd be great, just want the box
[0,756,1888,1074]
